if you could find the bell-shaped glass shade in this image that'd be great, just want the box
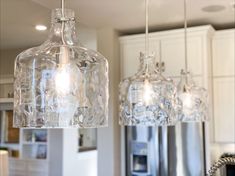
[177,70,208,122]
[13,9,109,128]
[119,53,180,126]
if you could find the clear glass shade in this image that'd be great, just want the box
[119,53,181,126]
[14,9,109,128]
[177,70,209,122]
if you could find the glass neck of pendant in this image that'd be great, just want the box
[180,70,194,86]
[47,9,78,45]
[139,54,156,73]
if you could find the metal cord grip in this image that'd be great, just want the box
[156,62,165,73]
[56,0,76,23]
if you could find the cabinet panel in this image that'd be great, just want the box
[27,171,48,176]
[9,170,26,176]
[213,31,235,76]
[120,39,159,78]
[27,161,48,172]
[9,159,49,176]
[9,159,26,171]
[161,36,203,77]
[213,77,235,143]
[172,76,203,87]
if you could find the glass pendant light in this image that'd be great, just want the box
[119,0,180,126]
[13,0,109,128]
[177,0,209,122]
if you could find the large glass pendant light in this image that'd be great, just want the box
[119,0,180,126]
[13,0,109,128]
[177,0,209,122]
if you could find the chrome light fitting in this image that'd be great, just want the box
[13,0,109,128]
[119,0,180,126]
[177,0,209,122]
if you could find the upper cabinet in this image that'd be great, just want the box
[159,31,208,77]
[212,30,235,77]
[212,30,235,143]
[119,37,160,78]
[120,26,214,84]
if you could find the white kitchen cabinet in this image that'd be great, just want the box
[9,158,49,176]
[160,35,203,77]
[120,37,160,78]
[212,30,235,77]
[212,29,235,143]
[213,77,235,143]
[120,26,214,85]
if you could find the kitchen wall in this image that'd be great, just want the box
[0,48,25,76]
[97,28,121,176]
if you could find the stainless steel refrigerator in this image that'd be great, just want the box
[125,122,207,176]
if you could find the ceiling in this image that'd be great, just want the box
[0,0,234,49]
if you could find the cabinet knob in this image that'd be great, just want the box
[156,62,165,72]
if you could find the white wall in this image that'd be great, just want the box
[62,129,97,176]
[78,25,97,50]
[0,48,25,75]
[97,28,121,176]
[49,129,63,176]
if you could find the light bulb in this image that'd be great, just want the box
[181,92,193,109]
[55,68,70,94]
[55,46,70,94]
[143,79,153,105]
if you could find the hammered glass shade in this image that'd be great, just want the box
[13,9,109,128]
[177,70,208,122]
[119,53,180,126]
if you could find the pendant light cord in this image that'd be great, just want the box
[61,0,65,17]
[145,0,149,56]
[61,0,66,45]
[184,0,188,72]
[159,41,162,74]
[144,0,150,74]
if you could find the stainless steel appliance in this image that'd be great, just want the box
[126,123,207,176]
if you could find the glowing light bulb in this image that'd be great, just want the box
[55,68,70,94]
[181,93,193,109]
[55,46,70,94]
[143,79,153,105]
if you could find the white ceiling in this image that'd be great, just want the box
[0,0,234,49]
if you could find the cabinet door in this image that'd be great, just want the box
[27,160,48,173]
[9,159,27,176]
[172,76,204,87]
[9,159,27,171]
[161,36,203,77]
[213,77,235,143]
[9,171,26,176]
[120,38,160,78]
[27,172,48,176]
[213,30,235,76]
